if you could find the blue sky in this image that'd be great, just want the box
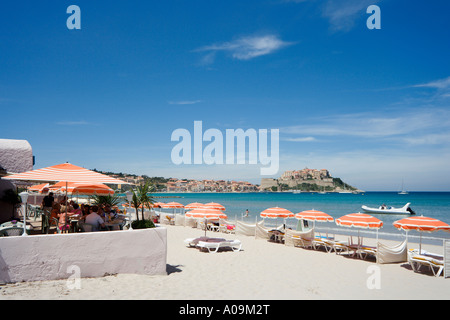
[1,0,450,190]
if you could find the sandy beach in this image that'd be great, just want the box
[1,224,448,300]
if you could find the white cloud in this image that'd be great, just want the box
[195,35,294,64]
[168,100,203,105]
[281,110,450,143]
[56,121,90,126]
[414,76,450,90]
[283,136,317,142]
[322,0,381,31]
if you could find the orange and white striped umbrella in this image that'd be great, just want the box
[203,202,226,211]
[160,202,185,209]
[59,182,114,196]
[393,216,450,233]
[185,202,204,210]
[336,213,383,229]
[4,162,129,185]
[295,210,334,222]
[260,207,294,219]
[29,183,50,193]
[185,208,227,220]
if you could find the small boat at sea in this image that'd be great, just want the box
[361,203,416,215]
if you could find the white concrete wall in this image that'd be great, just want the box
[0,139,33,174]
[0,228,167,283]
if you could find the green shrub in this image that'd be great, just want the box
[131,219,155,229]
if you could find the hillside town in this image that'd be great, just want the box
[97,167,359,193]
[94,170,260,193]
[261,167,360,192]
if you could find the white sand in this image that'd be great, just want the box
[1,224,449,300]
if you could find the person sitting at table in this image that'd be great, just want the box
[70,203,82,216]
[50,202,60,223]
[57,210,71,233]
[85,205,106,231]
[104,204,117,221]
[80,204,90,221]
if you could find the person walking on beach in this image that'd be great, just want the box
[244,209,249,217]
[41,192,54,234]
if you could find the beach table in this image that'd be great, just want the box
[268,230,285,243]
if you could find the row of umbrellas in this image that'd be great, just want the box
[259,207,450,252]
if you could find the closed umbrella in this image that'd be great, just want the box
[393,216,450,253]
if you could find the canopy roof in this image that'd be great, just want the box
[3,163,129,185]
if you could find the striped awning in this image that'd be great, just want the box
[3,163,129,185]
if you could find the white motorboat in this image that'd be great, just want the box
[361,203,416,215]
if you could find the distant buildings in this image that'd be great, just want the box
[164,178,258,193]
[97,170,260,193]
[261,167,358,192]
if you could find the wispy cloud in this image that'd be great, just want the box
[168,100,203,105]
[281,109,450,145]
[414,76,450,90]
[195,34,295,64]
[322,0,380,31]
[283,136,317,142]
[56,121,91,126]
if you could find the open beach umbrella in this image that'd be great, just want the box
[160,201,185,215]
[4,162,129,185]
[160,202,184,209]
[4,162,130,229]
[336,213,383,242]
[393,216,450,253]
[295,210,334,222]
[203,202,226,211]
[185,208,228,237]
[295,209,334,229]
[260,207,294,219]
[185,202,204,210]
[261,207,294,229]
[59,182,115,196]
[29,183,50,193]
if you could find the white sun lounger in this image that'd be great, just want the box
[408,250,444,277]
[197,239,242,253]
[184,237,226,248]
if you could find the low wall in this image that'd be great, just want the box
[0,227,167,283]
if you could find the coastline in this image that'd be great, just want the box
[1,224,448,300]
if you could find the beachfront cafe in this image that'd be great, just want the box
[0,163,168,283]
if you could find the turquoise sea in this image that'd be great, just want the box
[152,192,450,245]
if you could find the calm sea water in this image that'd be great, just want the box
[152,191,450,244]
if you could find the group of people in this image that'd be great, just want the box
[41,192,125,233]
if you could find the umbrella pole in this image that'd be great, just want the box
[419,233,422,254]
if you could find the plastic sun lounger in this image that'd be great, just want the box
[184,237,226,248]
[196,239,242,253]
[409,251,444,277]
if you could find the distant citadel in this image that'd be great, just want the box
[261,168,362,193]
